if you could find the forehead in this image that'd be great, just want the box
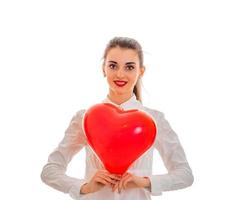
[106,47,139,63]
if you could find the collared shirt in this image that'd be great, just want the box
[41,94,194,200]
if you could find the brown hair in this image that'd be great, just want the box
[102,36,144,103]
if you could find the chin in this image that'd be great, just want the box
[111,88,130,95]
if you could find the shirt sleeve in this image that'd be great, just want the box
[40,109,89,200]
[147,111,194,196]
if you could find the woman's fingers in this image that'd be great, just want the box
[111,173,135,192]
[122,175,133,190]
[95,177,109,185]
[106,173,122,181]
[119,173,132,191]
[96,171,139,193]
[118,173,131,192]
[94,170,123,190]
[112,181,119,192]
[111,175,122,181]
[101,170,122,180]
[97,174,118,185]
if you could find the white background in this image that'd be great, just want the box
[0,0,251,199]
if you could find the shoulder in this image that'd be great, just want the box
[69,109,87,125]
[140,105,166,122]
[141,106,174,142]
[74,109,86,117]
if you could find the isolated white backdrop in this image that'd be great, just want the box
[0,0,250,199]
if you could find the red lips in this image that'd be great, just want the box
[114,80,128,87]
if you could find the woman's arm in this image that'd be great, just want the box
[40,109,88,199]
[147,111,194,196]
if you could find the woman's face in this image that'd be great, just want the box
[103,47,145,95]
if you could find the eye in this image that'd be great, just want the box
[126,65,135,70]
[109,64,116,69]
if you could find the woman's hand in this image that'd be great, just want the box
[80,169,122,194]
[112,172,151,193]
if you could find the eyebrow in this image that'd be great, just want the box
[108,61,136,65]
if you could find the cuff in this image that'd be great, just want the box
[147,175,164,196]
[69,179,88,200]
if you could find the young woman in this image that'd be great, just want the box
[41,36,194,200]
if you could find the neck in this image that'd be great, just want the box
[108,90,133,105]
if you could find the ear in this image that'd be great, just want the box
[140,66,146,77]
[102,64,106,76]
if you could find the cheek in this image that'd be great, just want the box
[105,72,114,79]
[128,74,139,83]
[106,75,116,85]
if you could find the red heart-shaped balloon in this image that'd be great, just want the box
[83,103,156,175]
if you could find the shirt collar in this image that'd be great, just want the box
[102,93,142,110]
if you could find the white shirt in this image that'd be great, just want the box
[41,94,194,200]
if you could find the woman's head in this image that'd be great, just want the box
[102,37,145,102]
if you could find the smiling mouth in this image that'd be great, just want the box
[114,81,128,87]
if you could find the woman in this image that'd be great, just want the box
[41,36,194,200]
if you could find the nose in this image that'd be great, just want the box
[116,68,125,78]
